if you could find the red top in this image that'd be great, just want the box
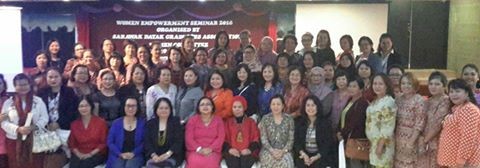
[224,117,260,151]
[206,88,234,119]
[68,116,108,155]
[438,102,480,167]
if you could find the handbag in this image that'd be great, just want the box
[345,138,370,161]
[32,127,62,153]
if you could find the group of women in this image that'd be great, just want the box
[0,29,479,168]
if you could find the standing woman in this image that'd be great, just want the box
[68,96,108,168]
[355,36,382,73]
[185,97,225,168]
[416,72,450,167]
[180,35,195,67]
[357,61,376,102]
[365,74,397,168]
[107,54,127,86]
[25,51,49,90]
[240,45,262,73]
[303,51,316,80]
[323,70,351,130]
[231,64,258,117]
[461,64,480,105]
[123,40,138,68]
[376,33,405,73]
[259,95,295,168]
[46,39,65,72]
[119,64,150,118]
[150,41,163,66]
[437,79,480,168]
[63,43,85,79]
[80,49,101,79]
[92,69,122,126]
[282,34,302,66]
[106,97,145,168]
[166,47,185,86]
[190,47,212,89]
[336,35,354,62]
[337,77,370,167]
[175,68,204,124]
[322,62,335,89]
[294,95,334,168]
[394,72,426,167]
[37,68,79,168]
[146,67,177,120]
[337,53,357,79]
[257,64,284,118]
[223,96,261,168]
[68,65,96,97]
[208,31,235,66]
[132,44,156,84]
[205,70,234,119]
[277,53,291,84]
[145,98,184,168]
[1,74,48,168]
[0,74,8,168]
[99,39,116,69]
[212,49,233,88]
[284,66,310,118]
[257,36,278,65]
[308,67,332,101]
[314,30,336,67]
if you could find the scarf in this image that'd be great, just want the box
[14,93,34,167]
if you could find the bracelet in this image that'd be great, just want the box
[196,147,202,153]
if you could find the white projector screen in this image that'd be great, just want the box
[295,3,388,57]
[0,7,23,92]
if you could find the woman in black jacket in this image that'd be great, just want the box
[37,67,79,168]
[294,95,334,168]
[144,98,184,167]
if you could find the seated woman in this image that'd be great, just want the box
[106,97,146,168]
[223,96,260,168]
[68,96,108,168]
[259,95,295,167]
[294,95,334,168]
[185,97,225,168]
[144,98,184,168]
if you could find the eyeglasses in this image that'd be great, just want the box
[125,104,137,108]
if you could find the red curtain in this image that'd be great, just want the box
[76,12,90,48]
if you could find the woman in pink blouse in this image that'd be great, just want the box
[437,79,480,168]
[185,97,225,168]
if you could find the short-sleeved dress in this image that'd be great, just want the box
[365,96,397,168]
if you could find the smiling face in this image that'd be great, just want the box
[124,44,136,57]
[359,39,372,54]
[288,69,302,86]
[184,70,198,86]
[428,78,445,96]
[323,65,334,80]
[340,38,351,51]
[36,54,48,68]
[124,98,138,117]
[151,44,161,58]
[339,55,352,68]
[78,99,92,116]
[237,67,248,83]
[262,66,274,82]
[198,98,214,115]
[301,35,313,48]
[169,49,181,64]
[400,76,415,95]
[184,37,195,51]
[74,44,85,59]
[260,38,273,52]
[270,98,284,114]
[372,76,387,96]
[137,47,150,64]
[215,52,227,66]
[348,81,362,97]
[336,75,348,89]
[284,38,297,52]
[449,87,469,105]
[74,67,89,83]
[14,79,31,96]
[102,40,114,53]
[305,99,317,117]
[317,32,329,47]
[195,50,207,65]
[210,73,224,89]
[388,68,403,86]
[358,64,371,79]
[380,37,393,52]
[132,67,146,85]
[243,47,255,62]
[49,41,60,55]
[303,54,314,69]
[101,72,115,89]
[462,67,479,88]
[156,100,171,119]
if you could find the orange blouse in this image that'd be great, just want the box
[206,88,234,119]
[437,102,480,167]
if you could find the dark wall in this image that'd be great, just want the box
[388,0,449,69]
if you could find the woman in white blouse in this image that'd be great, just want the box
[1,73,48,168]
[146,66,177,120]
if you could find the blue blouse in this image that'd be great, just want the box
[257,83,283,117]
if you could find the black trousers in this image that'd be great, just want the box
[70,153,105,168]
[224,153,257,168]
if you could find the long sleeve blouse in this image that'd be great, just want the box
[205,88,234,119]
[68,116,108,155]
[146,84,177,120]
[1,96,49,140]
